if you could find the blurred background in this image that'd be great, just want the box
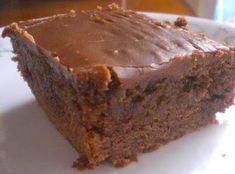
[0,0,235,26]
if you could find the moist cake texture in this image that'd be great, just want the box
[2,4,235,169]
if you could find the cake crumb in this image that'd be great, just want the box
[97,5,103,10]
[70,9,75,14]
[91,13,108,24]
[69,9,76,17]
[174,17,188,27]
[108,3,120,10]
[73,157,94,170]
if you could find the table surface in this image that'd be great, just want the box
[0,0,193,26]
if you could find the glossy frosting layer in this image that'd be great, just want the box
[19,5,227,68]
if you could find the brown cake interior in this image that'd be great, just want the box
[10,34,235,168]
[2,4,235,169]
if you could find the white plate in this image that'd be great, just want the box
[1,13,235,174]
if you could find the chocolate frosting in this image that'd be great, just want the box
[18,6,227,70]
[3,4,232,87]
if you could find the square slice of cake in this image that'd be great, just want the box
[2,4,235,169]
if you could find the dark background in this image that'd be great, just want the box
[0,0,193,26]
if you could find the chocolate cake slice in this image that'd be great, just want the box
[2,4,235,169]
